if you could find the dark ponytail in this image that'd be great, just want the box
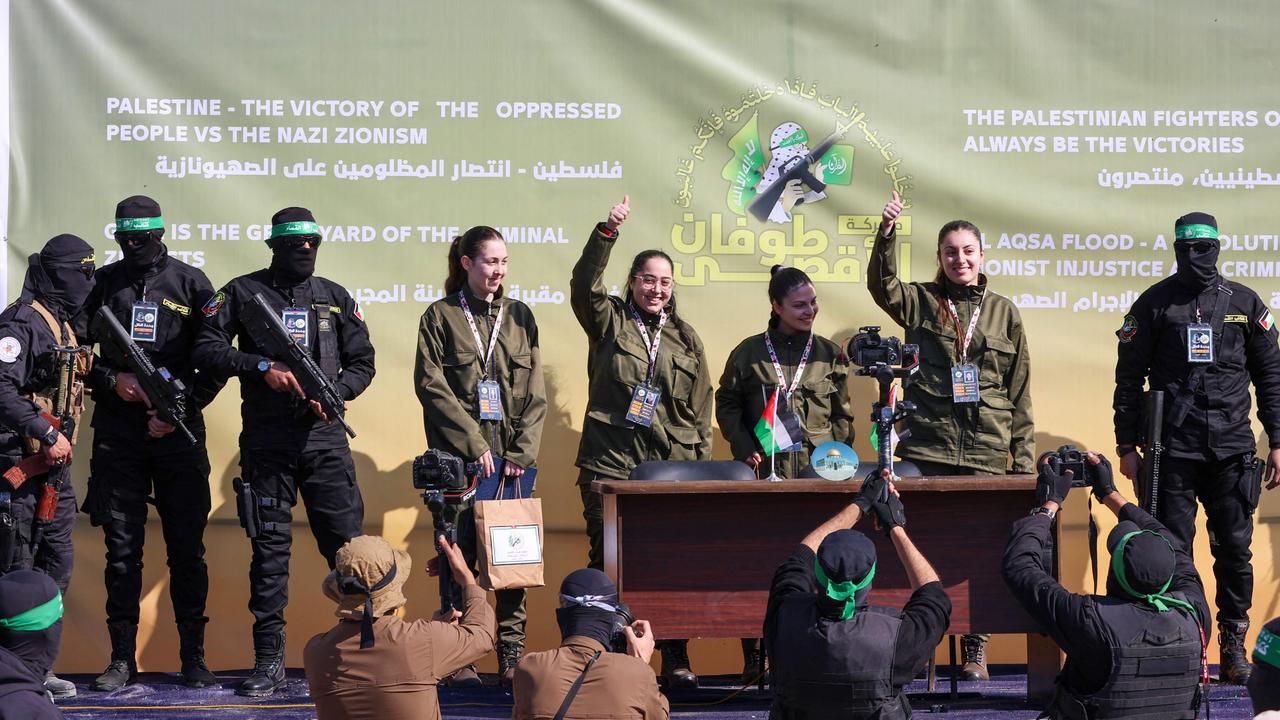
[624,249,700,357]
[445,225,505,295]
[767,264,813,329]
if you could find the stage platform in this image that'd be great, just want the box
[55,665,1258,719]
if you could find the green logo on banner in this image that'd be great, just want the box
[822,144,856,185]
[721,111,765,216]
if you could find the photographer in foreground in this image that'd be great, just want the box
[869,190,1035,680]
[765,471,951,719]
[512,568,668,720]
[1002,452,1209,719]
[303,534,495,720]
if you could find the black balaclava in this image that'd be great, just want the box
[0,570,64,680]
[21,234,96,319]
[1249,616,1280,713]
[268,206,320,284]
[1172,211,1220,291]
[555,568,620,649]
[114,195,167,274]
[814,529,877,621]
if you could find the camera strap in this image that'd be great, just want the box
[458,292,504,378]
[764,330,813,399]
[554,650,602,720]
[629,304,668,384]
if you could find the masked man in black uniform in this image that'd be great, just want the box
[76,196,225,691]
[1004,454,1209,719]
[1113,211,1280,684]
[193,206,375,697]
[764,473,951,719]
[0,234,95,699]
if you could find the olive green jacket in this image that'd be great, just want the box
[868,229,1035,474]
[570,223,714,478]
[413,286,546,468]
[716,329,856,479]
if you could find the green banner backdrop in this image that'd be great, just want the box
[7,0,1279,672]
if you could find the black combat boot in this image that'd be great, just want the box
[177,620,218,688]
[236,632,286,697]
[91,621,138,692]
[1219,620,1252,684]
[659,640,698,689]
[498,641,523,689]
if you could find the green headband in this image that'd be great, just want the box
[1111,530,1195,614]
[115,216,164,232]
[1174,223,1218,241]
[1255,626,1280,670]
[813,556,875,621]
[0,592,64,632]
[270,221,321,239]
[776,127,810,151]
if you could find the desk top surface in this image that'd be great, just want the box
[594,474,1036,494]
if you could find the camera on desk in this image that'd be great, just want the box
[847,326,919,370]
[1038,444,1096,488]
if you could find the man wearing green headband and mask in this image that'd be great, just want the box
[193,206,376,697]
[764,471,951,719]
[1113,211,1280,684]
[1004,452,1210,719]
[0,570,66,718]
[75,195,226,692]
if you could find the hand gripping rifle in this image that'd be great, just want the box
[92,306,197,445]
[747,131,842,222]
[242,293,355,438]
[30,345,84,552]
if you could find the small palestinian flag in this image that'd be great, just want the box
[1260,311,1275,332]
[755,387,803,456]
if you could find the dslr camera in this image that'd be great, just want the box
[412,449,480,545]
[1038,444,1096,488]
[609,601,636,654]
[847,326,919,369]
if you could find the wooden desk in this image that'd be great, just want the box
[593,475,1063,700]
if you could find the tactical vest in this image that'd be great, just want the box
[1048,593,1201,720]
[307,278,340,380]
[15,300,89,453]
[771,596,910,720]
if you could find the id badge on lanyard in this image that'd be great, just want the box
[947,296,984,403]
[626,306,668,427]
[459,293,506,421]
[282,307,310,349]
[130,302,159,343]
[1187,323,1213,363]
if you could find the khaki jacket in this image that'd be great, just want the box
[512,636,670,720]
[303,584,496,720]
[571,223,713,478]
[414,286,546,467]
[716,329,855,478]
[868,229,1035,474]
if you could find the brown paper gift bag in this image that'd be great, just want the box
[475,477,545,590]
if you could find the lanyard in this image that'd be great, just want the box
[764,331,813,399]
[629,304,668,384]
[458,292,504,377]
[945,293,985,363]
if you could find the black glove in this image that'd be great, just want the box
[1091,453,1117,502]
[1035,456,1074,506]
[870,494,907,537]
[854,470,890,513]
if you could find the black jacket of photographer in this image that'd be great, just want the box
[1113,275,1280,459]
[192,269,375,452]
[1002,502,1210,713]
[75,252,224,441]
[763,543,951,719]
